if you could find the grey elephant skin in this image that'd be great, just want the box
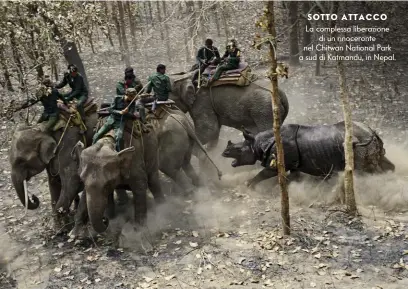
[99,102,217,194]
[9,113,98,219]
[222,121,395,188]
[169,76,290,150]
[72,125,165,234]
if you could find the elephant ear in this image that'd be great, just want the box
[39,137,57,165]
[71,141,85,162]
[181,80,196,108]
[118,146,136,179]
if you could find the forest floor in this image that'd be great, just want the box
[1,40,408,288]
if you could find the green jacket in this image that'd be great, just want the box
[222,47,241,67]
[146,72,172,101]
[108,96,137,122]
[55,72,88,101]
[116,78,143,96]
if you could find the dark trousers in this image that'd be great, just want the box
[192,63,209,83]
[38,112,59,132]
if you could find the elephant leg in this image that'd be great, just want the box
[115,189,129,206]
[106,192,115,219]
[182,161,202,187]
[70,192,88,238]
[129,175,149,226]
[147,170,165,203]
[246,168,278,189]
[46,168,61,210]
[161,166,193,196]
[46,168,64,229]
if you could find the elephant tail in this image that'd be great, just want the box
[161,106,223,180]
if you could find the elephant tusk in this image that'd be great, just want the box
[23,180,28,217]
[269,159,276,168]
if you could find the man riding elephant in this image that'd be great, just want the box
[92,88,138,151]
[209,39,241,84]
[23,76,68,133]
[116,67,144,95]
[139,64,172,112]
[55,64,88,132]
[192,38,221,86]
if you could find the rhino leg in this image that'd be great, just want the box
[246,168,278,188]
[379,156,395,172]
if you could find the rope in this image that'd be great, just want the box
[129,120,135,148]
[161,106,222,179]
[125,81,152,110]
[55,114,73,150]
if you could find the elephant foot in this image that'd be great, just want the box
[68,224,86,240]
[116,193,129,207]
[105,206,115,220]
[53,214,72,234]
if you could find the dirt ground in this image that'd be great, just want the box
[1,31,408,289]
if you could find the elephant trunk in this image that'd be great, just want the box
[86,192,109,233]
[54,174,81,213]
[11,172,40,210]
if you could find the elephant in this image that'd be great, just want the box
[98,102,222,195]
[169,74,290,151]
[222,121,395,189]
[71,121,165,234]
[144,104,221,193]
[8,102,99,227]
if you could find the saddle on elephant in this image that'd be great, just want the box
[199,61,253,88]
[51,97,98,132]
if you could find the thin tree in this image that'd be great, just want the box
[302,1,312,57]
[255,1,291,235]
[336,2,357,215]
[125,1,137,49]
[117,1,130,66]
[288,1,300,66]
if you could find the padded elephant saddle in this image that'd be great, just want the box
[52,98,97,132]
[200,62,253,88]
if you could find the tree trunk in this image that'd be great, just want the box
[220,3,230,44]
[186,1,196,58]
[125,1,137,49]
[143,2,150,25]
[196,1,207,43]
[213,3,221,37]
[51,58,58,81]
[118,1,131,66]
[288,1,300,66]
[9,29,25,91]
[265,1,290,235]
[148,1,154,27]
[111,1,123,52]
[335,1,357,215]
[314,20,320,76]
[302,1,312,57]
[0,46,14,91]
[32,3,89,89]
[156,1,171,60]
[103,2,114,47]
[162,0,168,17]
